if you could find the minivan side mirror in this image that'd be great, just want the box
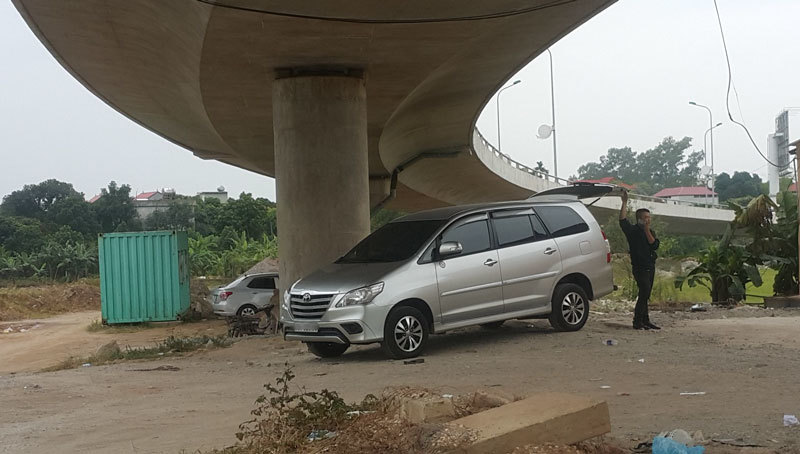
[438,241,463,258]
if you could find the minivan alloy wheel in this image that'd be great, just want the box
[394,315,424,352]
[561,292,585,325]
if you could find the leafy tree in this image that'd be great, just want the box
[0,216,45,253]
[188,234,221,276]
[194,198,226,236]
[225,193,276,239]
[47,196,101,236]
[578,137,703,195]
[714,171,765,202]
[1,179,82,218]
[145,202,194,231]
[93,181,140,232]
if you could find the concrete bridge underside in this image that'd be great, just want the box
[13,0,732,287]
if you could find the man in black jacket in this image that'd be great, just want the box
[619,190,661,330]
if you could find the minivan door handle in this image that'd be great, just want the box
[544,247,557,255]
[483,258,498,267]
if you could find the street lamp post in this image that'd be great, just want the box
[496,79,521,151]
[690,101,715,200]
[546,49,558,179]
[703,122,722,205]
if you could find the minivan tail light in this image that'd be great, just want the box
[220,291,233,301]
[601,231,611,263]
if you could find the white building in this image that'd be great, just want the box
[197,186,228,203]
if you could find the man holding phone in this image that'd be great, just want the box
[619,190,661,330]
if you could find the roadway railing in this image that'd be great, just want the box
[474,129,728,210]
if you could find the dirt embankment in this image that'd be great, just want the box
[0,281,100,322]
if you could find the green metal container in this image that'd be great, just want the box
[99,231,190,324]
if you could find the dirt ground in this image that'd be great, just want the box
[1,308,800,454]
[0,312,226,373]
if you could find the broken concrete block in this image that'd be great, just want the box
[446,392,610,454]
[401,396,456,424]
[472,389,513,409]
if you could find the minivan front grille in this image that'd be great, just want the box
[290,293,334,320]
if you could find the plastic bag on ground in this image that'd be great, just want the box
[652,436,705,454]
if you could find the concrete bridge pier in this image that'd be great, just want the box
[272,74,370,293]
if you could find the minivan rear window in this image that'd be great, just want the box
[535,206,589,238]
[337,220,445,263]
[493,216,536,247]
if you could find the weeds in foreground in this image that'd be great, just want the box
[44,335,231,371]
[211,365,379,454]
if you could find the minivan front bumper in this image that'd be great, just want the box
[281,302,385,345]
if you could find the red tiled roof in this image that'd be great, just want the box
[135,191,159,200]
[789,183,797,192]
[653,186,716,198]
[88,194,102,203]
[573,177,635,190]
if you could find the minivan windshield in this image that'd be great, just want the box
[337,220,445,263]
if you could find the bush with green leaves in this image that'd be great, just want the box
[675,195,774,302]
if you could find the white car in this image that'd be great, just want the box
[210,273,279,317]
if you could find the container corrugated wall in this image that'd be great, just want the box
[99,231,190,324]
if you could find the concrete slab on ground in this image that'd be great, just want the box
[447,392,610,454]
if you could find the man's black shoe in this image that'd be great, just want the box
[645,322,661,330]
[633,323,650,330]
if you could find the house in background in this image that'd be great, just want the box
[652,186,718,205]
[134,191,164,202]
[197,186,228,203]
[133,189,178,219]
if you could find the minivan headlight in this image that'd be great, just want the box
[335,282,384,308]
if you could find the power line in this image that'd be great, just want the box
[712,0,789,169]
[194,0,579,23]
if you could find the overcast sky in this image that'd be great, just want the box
[2,0,799,202]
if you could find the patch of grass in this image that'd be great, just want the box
[44,335,232,372]
[86,319,154,333]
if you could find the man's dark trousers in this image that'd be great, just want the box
[632,267,654,325]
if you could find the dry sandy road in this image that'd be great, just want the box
[0,311,227,374]
[1,310,799,453]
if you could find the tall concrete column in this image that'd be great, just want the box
[273,74,370,294]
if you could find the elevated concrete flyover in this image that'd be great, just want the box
[470,131,735,235]
[12,0,730,286]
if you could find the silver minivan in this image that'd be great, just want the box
[281,185,616,359]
